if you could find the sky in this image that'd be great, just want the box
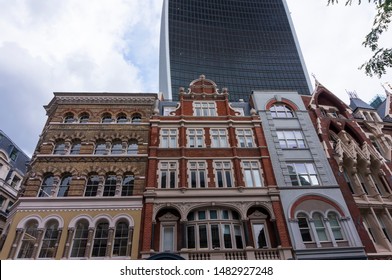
[0,0,391,157]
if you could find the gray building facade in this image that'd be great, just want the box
[251,91,366,259]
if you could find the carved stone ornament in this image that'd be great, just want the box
[158,212,179,222]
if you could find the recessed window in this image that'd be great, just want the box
[210,129,228,148]
[92,222,109,257]
[57,174,72,197]
[103,174,117,196]
[160,129,177,148]
[70,220,89,258]
[189,161,207,188]
[38,174,54,197]
[113,222,129,257]
[70,140,81,155]
[101,113,112,124]
[193,101,216,116]
[131,113,142,123]
[187,128,204,148]
[236,128,254,147]
[11,175,21,188]
[94,140,107,155]
[242,161,263,187]
[39,220,60,259]
[270,104,294,118]
[53,140,66,155]
[313,213,328,241]
[127,139,138,155]
[214,161,233,188]
[85,174,99,197]
[64,113,75,123]
[79,113,89,123]
[287,163,319,186]
[121,174,134,196]
[277,130,306,149]
[17,220,39,259]
[297,213,312,242]
[111,139,123,154]
[9,147,19,161]
[328,212,344,241]
[159,161,177,189]
[116,114,127,123]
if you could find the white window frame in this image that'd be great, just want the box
[187,128,205,148]
[242,161,263,187]
[188,161,207,188]
[210,129,229,148]
[287,162,320,186]
[160,128,178,148]
[193,101,217,116]
[277,130,306,149]
[213,161,234,188]
[270,104,295,118]
[236,128,254,148]
[160,222,177,252]
[158,161,178,189]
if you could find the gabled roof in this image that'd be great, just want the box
[349,97,374,111]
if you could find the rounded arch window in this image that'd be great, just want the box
[103,173,117,197]
[53,140,66,155]
[94,139,107,155]
[113,221,129,257]
[64,113,75,123]
[92,220,110,257]
[70,219,89,258]
[116,113,128,123]
[85,173,100,197]
[39,174,54,197]
[17,219,39,259]
[57,173,72,197]
[38,220,60,259]
[131,113,142,123]
[79,112,90,123]
[270,104,294,118]
[101,113,113,123]
[111,139,123,154]
[121,174,134,196]
[297,212,312,242]
[127,139,138,154]
[70,139,81,155]
[312,212,328,241]
[186,208,243,250]
[327,212,344,240]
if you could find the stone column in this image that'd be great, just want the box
[242,220,251,247]
[51,176,60,197]
[31,228,45,259]
[85,227,95,258]
[63,227,74,258]
[8,228,24,259]
[97,176,105,197]
[53,228,62,259]
[128,227,134,257]
[106,227,115,258]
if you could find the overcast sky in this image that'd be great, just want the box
[0,0,391,157]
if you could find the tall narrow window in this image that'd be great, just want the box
[236,129,254,147]
[38,174,54,197]
[70,220,89,258]
[10,176,21,188]
[287,163,319,186]
[214,161,233,188]
[121,174,134,196]
[53,140,66,155]
[57,174,72,197]
[160,129,177,148]
[252,223,268,248]
[187,128,204,148]
[94,140,107,155]
[343,168,355,194]
[328,212,344,241]
[297,213,312,242]
[111,139,123,154]
[193,101,216,116]
[242,161,262,187]
[113,222,129,257]
[159,162,177,189]
[270,104,294,118]
[70,140,81,155]
[39,220,59,259]
[127,139,138,154]
[103,173,117,196]
[377,214,392,243]
[210,129,228,148]
[85,174,99,197]
[313,213,328,241]
[92,222,109,257]
[189,161,207,188]
[17,220,39,259]
[162,225,175,252]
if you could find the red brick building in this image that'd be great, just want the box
[140,75,293,260]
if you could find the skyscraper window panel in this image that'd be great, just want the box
[160,0,312,101]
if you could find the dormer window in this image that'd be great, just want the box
[193,102,216,116]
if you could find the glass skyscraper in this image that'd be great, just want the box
[159,0,312,101]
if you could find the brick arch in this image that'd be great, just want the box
[107,132,128,142]
[68,131,87,142]
[48,132,70,143]
[119,165,140,176]
[58,166,78,177]
[265,98,299,111]
[81,166,105,177]
[102,166,122,175]
[92,132,111,142]
[186,203,244,220]
[289,195,345,219]
[37,167,60,178]
[245,202,275,220]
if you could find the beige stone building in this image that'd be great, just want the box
[0,92,157,259]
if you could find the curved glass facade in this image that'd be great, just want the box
[160,0,312,101]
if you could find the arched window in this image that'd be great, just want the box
[312,213,328,241]
[70,140,81,155]
[101,113,112,124]
[17,220,39,258]
[127,139,138,155]
[328,212,344,241]
[85,174,100,197]
[186,208,243,250]
[39,220,60,259]
[53,140,66,155]
[270,104,294,118]
[121,174,134,196]
[57,174,72,197]
[94,139,107,155]
[38,174,54,197]
[131,113,141,123]
[79,112,89,123]
[70,220,89,258]
[297,213,312,242]
[92,221,109,257]
[112,221,129,257]
[111,139,123,154]
[116,113,128,123]
[103,173,117,196]
[64,113,75,123]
